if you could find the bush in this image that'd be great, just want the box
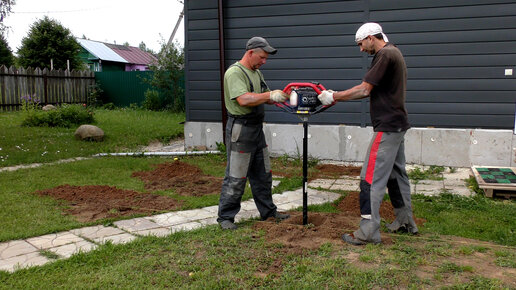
[101,103,116,110]
[142,89,161,111]
[22,104,95,127]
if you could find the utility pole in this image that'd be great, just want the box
[167,6,184,48]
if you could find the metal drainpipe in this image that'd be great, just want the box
[218,0,228,144]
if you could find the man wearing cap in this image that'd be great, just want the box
[318,23,418,245]
[217,36,290,230]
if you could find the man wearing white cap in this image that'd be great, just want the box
[318,23,418,245]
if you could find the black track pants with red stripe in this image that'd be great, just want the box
[354,131,418,243]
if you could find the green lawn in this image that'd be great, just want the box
[1,109,515,288]
[0,109,185,167]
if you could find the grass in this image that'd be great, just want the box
[0,109,185,167]
[1,109,516,287]
[412,193,516,246]
[0,226,511,288]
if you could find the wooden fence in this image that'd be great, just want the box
[0,66,96,111]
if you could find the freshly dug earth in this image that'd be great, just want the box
[132,161,223,196]
[35,185,182,223]
[34,161,425,244]
[254,191,425,250]
[35,161,222,223]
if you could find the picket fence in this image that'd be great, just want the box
[0,66,95,111]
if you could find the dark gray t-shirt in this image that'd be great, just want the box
[363,43,410,132]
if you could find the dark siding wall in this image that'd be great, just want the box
[185,0,516,129]
[185,1,221,121]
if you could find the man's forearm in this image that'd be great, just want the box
[334,82,372,101]
[236,92,270,107]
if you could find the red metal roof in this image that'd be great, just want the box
[106,43,158,66]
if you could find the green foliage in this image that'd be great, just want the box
[465,176,483,195]
[22,104,94,127]
[0,33,14,67]
[20,94,41,115]
[101,102,116,110]
[147,40,184,112]
[142,89,161,111]
[87,83,104,108]
[17,16,82,70]
[0,0,15,34]
[408,165,444,182]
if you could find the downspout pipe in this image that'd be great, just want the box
[218,0,228,144]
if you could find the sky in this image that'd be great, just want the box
[3,0,185,55]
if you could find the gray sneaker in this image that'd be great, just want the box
[274,212,290,221]
[219,220,237,230]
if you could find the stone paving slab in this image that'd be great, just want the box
[276,200,304,211]
[198,217,218,226]
[47,240,97,259]
[0,240,38,259]
[146,212,192,227]
[133,227,172,238]
[330,179,360,191]
[235,209,260,222]
[177,208,216,220]
[70,225,125,241]
[26,232,84,250]
[171,221,203,233]
[114,217,162,233]
[93,233,137,245]
[0,252,50,273]
[307,179,334,190]
[240,200,259,211]
[414,180,445,196]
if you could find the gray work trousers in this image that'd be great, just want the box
[354,131,418,243]
[217,117,277,223]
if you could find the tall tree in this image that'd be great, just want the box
[147,40,184,112]
[0,0,15,34]
[17,16,82,70]
[0,33,13,66]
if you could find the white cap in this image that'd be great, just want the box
[355,22,389,43]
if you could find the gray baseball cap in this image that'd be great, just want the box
[246,36,277,55]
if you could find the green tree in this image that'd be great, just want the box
[0,0,15,34]
[0,33,13,66]
[147,40,184,112]
[139,41,155,54]
[17,16,82,70]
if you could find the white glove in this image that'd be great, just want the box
[318,90,335,105]
[270,90,288,103]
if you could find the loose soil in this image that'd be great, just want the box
[254,191,427,250]
[36,161,222,223]
[131,161,223,196]
[35,185,183,223]
[32,161,515,286]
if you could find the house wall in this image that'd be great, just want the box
[184,0,516,166]
[125,64,150,71]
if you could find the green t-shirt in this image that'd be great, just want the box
[224,62,268,116]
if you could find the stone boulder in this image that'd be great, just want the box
[42,104,56,111]
[74,125,104,141]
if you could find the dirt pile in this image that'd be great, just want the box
[132,161,222,196]
[36,185,182,222]
[254,191,425,249]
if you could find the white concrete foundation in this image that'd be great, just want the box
[185,121,516,167]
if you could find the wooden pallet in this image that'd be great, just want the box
[471,166,516,198]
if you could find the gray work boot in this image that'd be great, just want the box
[219,220,237,230]
[342,233,380,246]
[274,212,290,221]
